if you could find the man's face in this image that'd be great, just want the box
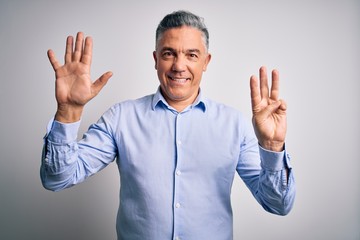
[153,26,211,110]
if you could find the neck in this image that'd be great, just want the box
[161,90,199,112]
[168,100,192,112]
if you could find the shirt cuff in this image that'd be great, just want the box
[259,145,287,171]
[45,117,81,144]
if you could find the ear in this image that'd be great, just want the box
[153,51,158,70]
[202,53,212,72]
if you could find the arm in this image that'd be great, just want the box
[41,113,117,191]
[237,119,295,216]
[41,32,114,191]
[250,66,290,179]
[237,66,295,215]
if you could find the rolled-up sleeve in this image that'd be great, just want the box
[257,145,295,215]
[41,111,117,191]
[237,135,295,216]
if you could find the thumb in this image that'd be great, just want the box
[92,71,113,95]
[262,100,282,117]
[278,99,287,112]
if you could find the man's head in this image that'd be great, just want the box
[155,10,209,52]
[153,11,211,111]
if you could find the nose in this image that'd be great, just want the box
[172,55,186,72]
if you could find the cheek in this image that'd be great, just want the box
[190,64,205,77]
[156,65,169,83]
[157,61,171,74]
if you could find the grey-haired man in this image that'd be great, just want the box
[42,10,295,240]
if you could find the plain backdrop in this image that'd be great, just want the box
[0,0,359,239]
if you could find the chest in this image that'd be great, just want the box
[115,109,242,180]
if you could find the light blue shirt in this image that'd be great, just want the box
[41,88,295,240]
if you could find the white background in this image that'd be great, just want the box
[0,0,359,239]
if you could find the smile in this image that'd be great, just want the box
[168,76,190,84]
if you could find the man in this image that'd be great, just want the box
[41,10,295,240]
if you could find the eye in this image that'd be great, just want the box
[188,53,199,61]
[162,51,174,59]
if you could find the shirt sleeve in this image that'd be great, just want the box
[236,120,295,216]
[40,111,118,191]
[257,145,295,215]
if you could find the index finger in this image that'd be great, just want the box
[270,69,280,100]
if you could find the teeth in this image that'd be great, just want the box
[169,76,188,83]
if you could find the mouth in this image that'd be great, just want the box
[168,75,191,84]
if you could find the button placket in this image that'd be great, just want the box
[173,113,184,239]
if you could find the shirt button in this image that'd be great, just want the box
[177,140,182,145]
[175,203,181,208]
[176,170,181,176]
[175,237,181,240]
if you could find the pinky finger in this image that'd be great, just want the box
[47,49,60,71]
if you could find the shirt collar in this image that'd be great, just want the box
[152,87,207,112]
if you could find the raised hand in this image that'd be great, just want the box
[250,66,287,152]
[47,32,112,122]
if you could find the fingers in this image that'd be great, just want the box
[70,32,93,65]
[257,99,286,121]
[259,66,269,99]
[262,100,282,117]
[73,32,84,62]
[250,74,261,109]
[279,99,287,112]
[250,66,281,107]
[269,100,286,114]
[250,66,269,109]
[60,32,93,65]
[270,69,280,100]
[81,36,93,65]
[65,36,73,63]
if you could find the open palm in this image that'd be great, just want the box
[48,32,112,122]
[250,66,287,152]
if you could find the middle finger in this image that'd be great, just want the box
[73,32,84,62]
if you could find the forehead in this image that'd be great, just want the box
[158,26,206,51]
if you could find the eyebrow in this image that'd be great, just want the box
[187,49,201,54]
[160,47,201,54]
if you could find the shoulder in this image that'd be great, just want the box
[202,97,255,139]
[98,94,155,129]
[204,97,251,127]
[96,94,154,124]
[108,94,154,113]
[204,97,243,117]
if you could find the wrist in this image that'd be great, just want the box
[55,104,84,123]
[259,140,285,152]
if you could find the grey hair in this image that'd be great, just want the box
[155,10,209,51]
